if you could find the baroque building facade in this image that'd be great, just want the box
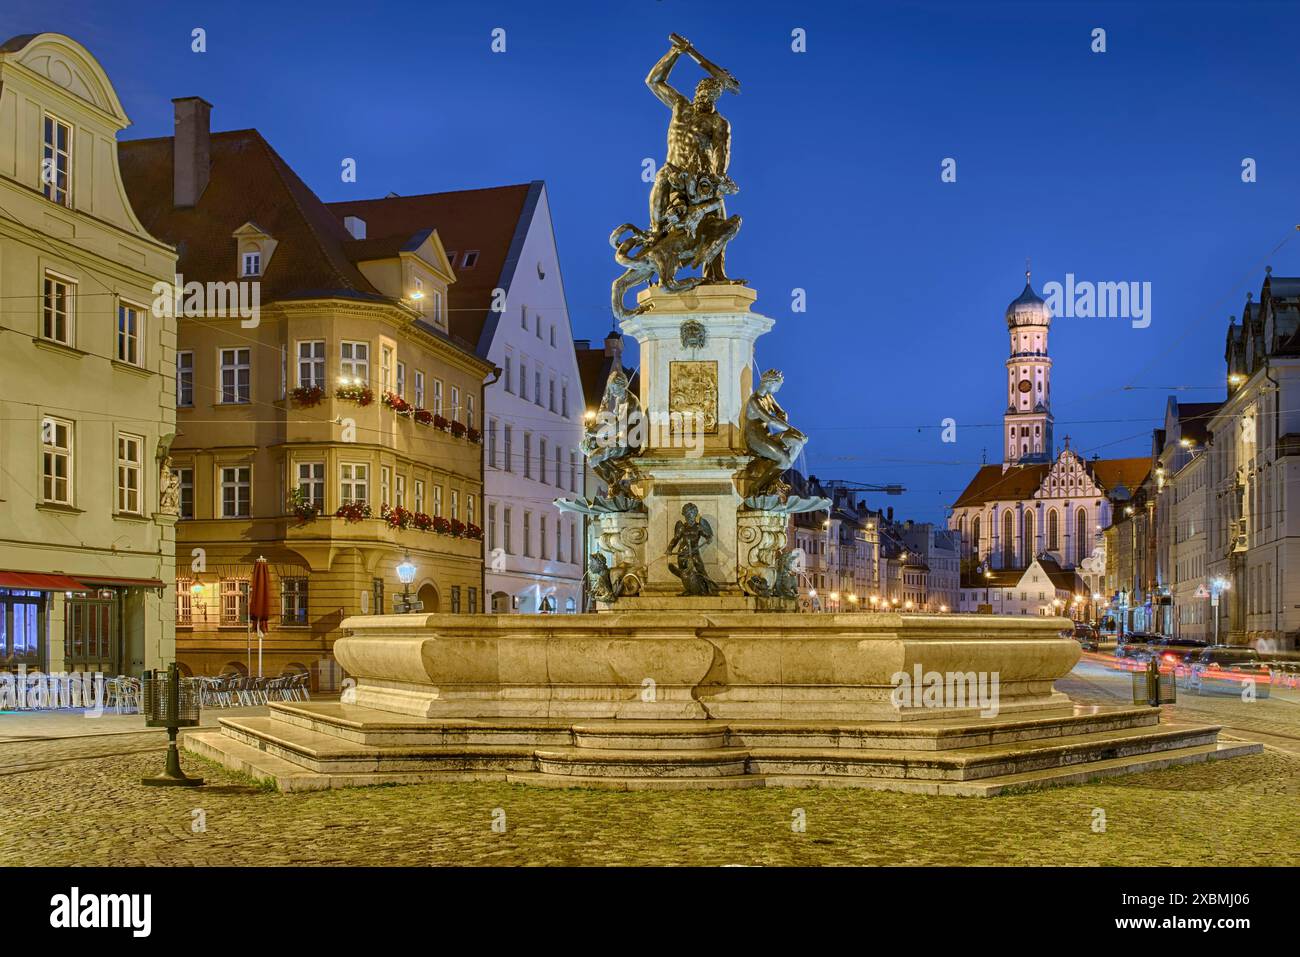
[120,101,491,680]
[1204,271,1300,650]
[950,273,1150,615]
[0,33,178,677]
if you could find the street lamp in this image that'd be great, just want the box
[1210,576,1231,645]
[394,552,422,614]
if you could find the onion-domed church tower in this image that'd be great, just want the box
[1003,267,1054,467]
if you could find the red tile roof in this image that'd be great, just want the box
[953,455,1153,508]
[119,130,388,304]
[327,184,537,355]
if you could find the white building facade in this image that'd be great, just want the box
[330,183,585,614]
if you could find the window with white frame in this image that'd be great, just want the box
[467,494,475,527]
[220,579,249,625]
[488,419,498,468]
[503,425,513,473]
[415,480,425,514]
[177,352,194,407]
[503,506,513,553]
[549,377,556,413]
[297,462,324,509]
[298,341,325,388]
[520,304,528,329]
[569,522,576,566]
[116,301,143,366]
[504,353,513,393]
[381,346,394,395]
[340,341,369,382]
[41,416,73,505]
[541,515,548,559]
[523,432,532,478]
[534,370,542,407]
[220,348,251,404]
[242,251,261,277]
[415,371,425,408]
[396,474,406,509]
[451,386,461,422]
[380,466,391,507]
[570,451,577,492]
[523,511,532,556]
[42,272,75,345]
[540,438,548,484]
[451,489,459,521]
[555,445,562,488]
[433,380,443,416]
[561,381,569,418]
[220,466,251,517]
[467,394,475,428]
[488,503,497,551]
[116,433,143,515]
[520,360,529,401]
[340,463,368,504]
[433,484,443,517]
[550,325,556,348]
[396,362,406,399]
[433,290,443,324]
[42,114,72,206]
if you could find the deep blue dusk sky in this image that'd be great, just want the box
[8,0,1300,524]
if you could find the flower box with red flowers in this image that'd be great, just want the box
[465,523,484,541]
[290,385,325,407]
[335,384,374,406]
[450,420,467,439]
[466,426,482,444]
[450,519,466,538]
[336,500,372,524]
[412,511,434,531]
[432,516,451,535]
[433,414,450,431]
[287,487,321,522]
[381,503,414,529]
[413,408,434,426]
[382,392,413,416]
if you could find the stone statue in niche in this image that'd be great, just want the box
[667,503,719,596]
[159,458,180,516]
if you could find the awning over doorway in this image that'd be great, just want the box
[76,576,166,589]
[0,571,90,590]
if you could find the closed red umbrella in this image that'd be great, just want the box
[249,557,272,677]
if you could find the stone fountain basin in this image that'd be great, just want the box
[333,612,1080,722]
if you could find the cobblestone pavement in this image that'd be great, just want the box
[2,728,1296,866]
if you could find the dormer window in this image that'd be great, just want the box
[461,250,479,269]
[445,252,457,270]
[242,251,262,277]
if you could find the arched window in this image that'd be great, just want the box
[1002,510,1014,567]
[972,516,981,556]
[1075,507,1089,565]
[1047,509,1060,551]
[1024,510,1035,561]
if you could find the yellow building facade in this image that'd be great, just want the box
[120,105,492,682]
[0,33,178,677]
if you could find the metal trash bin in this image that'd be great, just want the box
[1132,657,1176,707]
[141,661,204,787]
